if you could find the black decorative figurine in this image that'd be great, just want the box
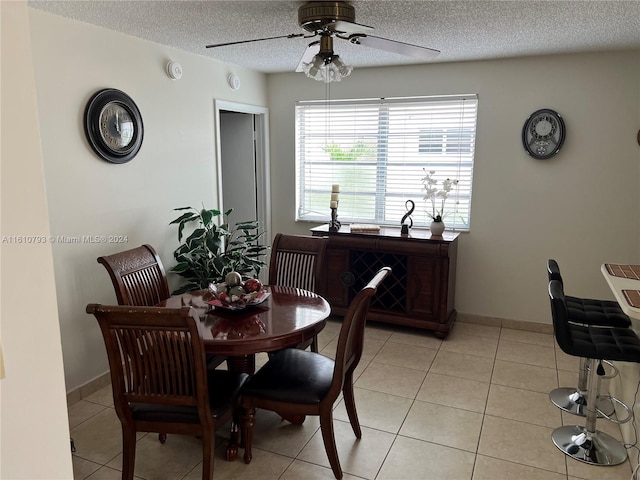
[400,200,415,235]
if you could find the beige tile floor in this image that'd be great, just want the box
[68,319,636,480]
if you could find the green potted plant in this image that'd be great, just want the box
[169,206,268,295]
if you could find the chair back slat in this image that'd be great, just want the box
[113,325,197,405]
[274,251,317,291]
[269,234,328,295]
[332,267,391,390]
[98,244,170,306]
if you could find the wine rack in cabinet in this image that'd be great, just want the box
[311,225,459,338]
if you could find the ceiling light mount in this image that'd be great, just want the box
[298,1,356,33]
[318,35,335,61]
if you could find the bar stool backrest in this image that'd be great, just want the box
[548,279,574,353]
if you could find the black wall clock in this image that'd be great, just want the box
[84,88,143,164]
[522,108,566,160]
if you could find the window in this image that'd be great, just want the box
[295,95,478,230]
[419,128,475,155]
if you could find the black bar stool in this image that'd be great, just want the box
[547,260,631,416]
[548,279,639,466]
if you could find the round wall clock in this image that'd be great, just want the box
[522,108,566,160]
[84,88,143,164]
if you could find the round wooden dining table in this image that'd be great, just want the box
[157,285,331,374]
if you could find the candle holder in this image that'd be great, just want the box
[329,207,341,232]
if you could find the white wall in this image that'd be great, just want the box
[0,2,73,478]
[28,9,268,392]
[267,51,640,324]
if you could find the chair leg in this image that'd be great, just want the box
[201,429,215,480]
[121,426,137,480]
[551,359,628,466]
[342,373,361,439]
[226,413,239,461]
[319,408,343,479]
[240,405,256,464]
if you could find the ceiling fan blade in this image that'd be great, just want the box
[206,33,304,49]
[295,42,320,72]
[329,20,374,36]
[351,35,440,60]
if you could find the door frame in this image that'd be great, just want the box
[214,100,271,245]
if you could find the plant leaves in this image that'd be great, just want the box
[169,212,196,225]
[200,208,216,227]
[170,262,190,273]
[172,282,200,295]
[169,204,268,288]
[185,228,206,248]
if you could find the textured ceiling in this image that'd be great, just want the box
[29,0,640,73]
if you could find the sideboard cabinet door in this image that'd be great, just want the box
[325,247,350,307]
[406,257,440,318]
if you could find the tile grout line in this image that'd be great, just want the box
[470,324,502,479]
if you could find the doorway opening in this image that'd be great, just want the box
[214,101,271,275]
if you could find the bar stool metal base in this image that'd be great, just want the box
[549,387,615,417]
[552,425,627,466]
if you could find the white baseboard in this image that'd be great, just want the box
[67,371,110,406]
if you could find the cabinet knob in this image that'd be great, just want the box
[340,271,355,287]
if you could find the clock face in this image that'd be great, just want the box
[522,109,565,160]
[99,103,134,150]
[84,89,143,164]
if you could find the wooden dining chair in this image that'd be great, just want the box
[86,304,249,480]
[98,244,227,371]
[239,266,391,479]
[268,233,328,352]
[97,244,171,307]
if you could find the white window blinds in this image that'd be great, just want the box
[295,95,478,230]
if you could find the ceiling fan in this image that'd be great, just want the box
[205,1,440,82]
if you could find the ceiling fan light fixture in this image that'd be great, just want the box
[332,56,352,77]
[301,55,324,80]
[302,54,352,82]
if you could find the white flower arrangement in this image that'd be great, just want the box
[421,169,459,222]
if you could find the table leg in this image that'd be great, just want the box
[224,354,255,461]
[227,354,255,374]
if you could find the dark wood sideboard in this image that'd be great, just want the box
[310,224,459,338]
